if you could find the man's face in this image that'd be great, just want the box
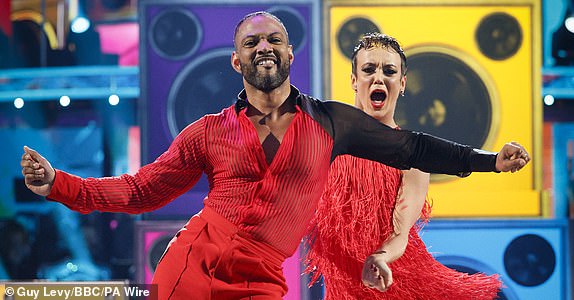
[232,15,293,92]
[352,46,406,124]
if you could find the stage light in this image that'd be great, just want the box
[14,97,24,109]
[544,94,555,106]
[59,95,71,107]
[108,94,119,106]
[566,16,574,33]
[66,262,79,273]
[552,7,574,65]
[71,16,90,34]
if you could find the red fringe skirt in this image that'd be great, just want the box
[305,155,501,300]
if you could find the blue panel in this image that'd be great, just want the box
[0,127,102,216]
[421,219,571,300]
[553,123,574,218]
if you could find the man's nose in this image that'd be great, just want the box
[256,39,273,54]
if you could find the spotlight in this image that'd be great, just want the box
[544,94,555,106]
[108,94,120,106]
[14,97,24,109]
[71,16,90,34]
[566,16,574,33]
[552,6,574,65]
[59,95,71,107]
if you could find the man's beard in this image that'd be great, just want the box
[240,57,290,92]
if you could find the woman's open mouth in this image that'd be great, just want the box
[370,91,387,108]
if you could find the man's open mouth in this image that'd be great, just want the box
[255,57,277,67]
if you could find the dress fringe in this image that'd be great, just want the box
[305,155,501,300]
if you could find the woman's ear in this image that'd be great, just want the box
[400,75,407,95]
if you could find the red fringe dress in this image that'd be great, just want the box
[306,155,502,300]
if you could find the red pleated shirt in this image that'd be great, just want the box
[47,87,497,257]
[49,103,332,256]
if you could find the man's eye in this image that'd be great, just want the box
[270,37,282,44]
[362,67,375,73]
[244,40,256,47]
[384,69,398,75]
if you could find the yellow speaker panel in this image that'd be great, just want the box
[325,0,542,217]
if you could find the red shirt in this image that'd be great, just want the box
[48,87,497,256]
[50,103,333,256]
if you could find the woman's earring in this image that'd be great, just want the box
[400,90,405,97]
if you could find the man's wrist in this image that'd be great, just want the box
[469,148,499,173]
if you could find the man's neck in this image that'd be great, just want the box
[243,81,292,115]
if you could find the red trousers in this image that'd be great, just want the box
[152,206,288,299]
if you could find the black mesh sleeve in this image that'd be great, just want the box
[319,100,497,176]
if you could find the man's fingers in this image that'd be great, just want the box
[498,141,529,172]
[503,159,526,172]
[21,152,32,161]
[20,159,32,168]
[23,146,43,163]
[20,159,41,169]
[508,142,530,161]
[22,166,44,174]
[24,173,45,180]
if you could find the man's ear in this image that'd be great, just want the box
[231,52,242,74]
[288,45,294,64]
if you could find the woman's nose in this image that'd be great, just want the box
[373,70,385,84]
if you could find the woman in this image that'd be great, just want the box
[306,33,502,299]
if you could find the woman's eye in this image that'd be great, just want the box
[385,69,398,75]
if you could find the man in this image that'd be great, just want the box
[21,12,529,299]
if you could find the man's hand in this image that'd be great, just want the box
[20,146,56,196]
[496,142,530,173]
[362,251,393,292]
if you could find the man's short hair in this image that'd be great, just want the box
[233,11,289,48]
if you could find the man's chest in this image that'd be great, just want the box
[206,114,333,179]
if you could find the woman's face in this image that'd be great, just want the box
[352,46,406,125]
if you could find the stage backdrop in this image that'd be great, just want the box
[324,0,542,217]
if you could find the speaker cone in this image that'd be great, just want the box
[476,12,522,61]
[436,255,515,300]
[168,48,243,137]
[149,8,201,60]
[504,234,556,287]
[147,234,173,273]
[396,47,496,150]
[337,17,380,59]
[268,6,307,54]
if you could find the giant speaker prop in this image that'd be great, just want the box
[135,220,306,299]
[139,0,321,219]
[421,219,571,300]
[324,0,542,217]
